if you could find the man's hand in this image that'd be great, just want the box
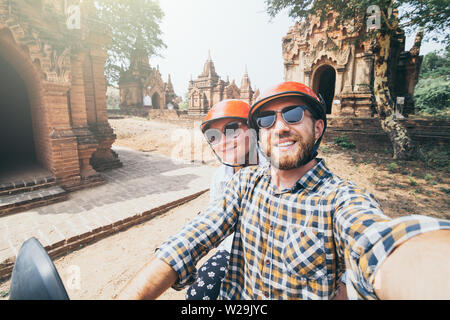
[116,256,178,300]
[374,230,450,299]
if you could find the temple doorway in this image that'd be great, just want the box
[151,92,160,109]
[0,54,36,167]
[313,65,336,114]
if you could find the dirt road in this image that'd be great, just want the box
[1,191,212,300]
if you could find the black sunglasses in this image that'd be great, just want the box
[254,105,309,129]
[203,121,245,145]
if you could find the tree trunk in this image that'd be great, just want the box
[373,31,415,160]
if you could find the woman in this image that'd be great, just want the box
[186,99,264,300]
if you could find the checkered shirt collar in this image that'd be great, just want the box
[261,158,331,194]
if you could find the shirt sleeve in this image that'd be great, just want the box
[332,181,450,299]
[154,171,243,290]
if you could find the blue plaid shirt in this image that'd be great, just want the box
[156,159,450,299]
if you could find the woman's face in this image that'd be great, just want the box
[204,118,253,166]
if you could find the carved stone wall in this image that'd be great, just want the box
[282,12,422,118]
[0,0,121,190]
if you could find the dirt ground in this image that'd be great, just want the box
[0,191,211,300]
[1,116,448,300]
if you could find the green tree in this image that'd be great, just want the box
[414,78,450,116]
[419,46,450,79]
[95,0,166,86]
[265,0,450,159]
[414,47,450,116]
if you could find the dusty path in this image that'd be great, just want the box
[1,191,212,300]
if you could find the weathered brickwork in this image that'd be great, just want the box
[0,1,121,193]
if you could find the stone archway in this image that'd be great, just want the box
[312,64,336,114]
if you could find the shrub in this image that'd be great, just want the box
[408,176,417,186]
[414,78,450,117]
[333,134,355,149]
[319,145,332,153]
[415,145,450,169]
[441,187,450,194]
[387,162,398,173]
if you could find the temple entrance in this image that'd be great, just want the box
[151,92,160,109]
[0,55,36,167]
[313,65,336,114]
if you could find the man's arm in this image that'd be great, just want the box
[116,256,178,300]
[332,182,450,299]
[374,230,450,299]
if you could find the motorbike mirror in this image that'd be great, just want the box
[9,237,69,300]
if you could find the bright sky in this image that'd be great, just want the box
[151,0,445,98]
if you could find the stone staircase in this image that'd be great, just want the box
[0,176,68,216]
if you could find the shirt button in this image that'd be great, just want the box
[264,292,270,298]
[265,259,271,265]
[270,224,274,230]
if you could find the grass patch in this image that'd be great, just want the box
[440,187,450,194]
[415,145,450,169]
[408,176,418,186]
[0,290,9,298]
[333,134,355,150]
[387,162,399,173]
[415,187,424,194]
[319,145,333,154]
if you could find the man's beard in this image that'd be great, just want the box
[262,129,316,170]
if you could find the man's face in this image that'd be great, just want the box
[257,96,324,170]
[206,118,253,166]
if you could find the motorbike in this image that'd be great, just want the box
[7,237,69,300]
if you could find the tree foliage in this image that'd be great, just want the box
[95,0,166,86]
[414,47,450,117]
[265,0,450,44]
[419,46,450,79]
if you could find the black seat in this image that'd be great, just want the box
[9,237,69,300]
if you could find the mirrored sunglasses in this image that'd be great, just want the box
[255,105,309,129]
[203,121,245,145]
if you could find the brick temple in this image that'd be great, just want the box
[0,0,121,215]
[281,12,450,151]
[119,40,181,115]
[187,51,259,115]
[282,12,422,117]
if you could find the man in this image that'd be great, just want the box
[118,82,450,300]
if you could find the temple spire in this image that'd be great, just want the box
[240,65,251,90]
[200,50,218,79]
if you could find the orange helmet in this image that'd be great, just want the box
[249,81,327,130]
[201,99,251,132]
